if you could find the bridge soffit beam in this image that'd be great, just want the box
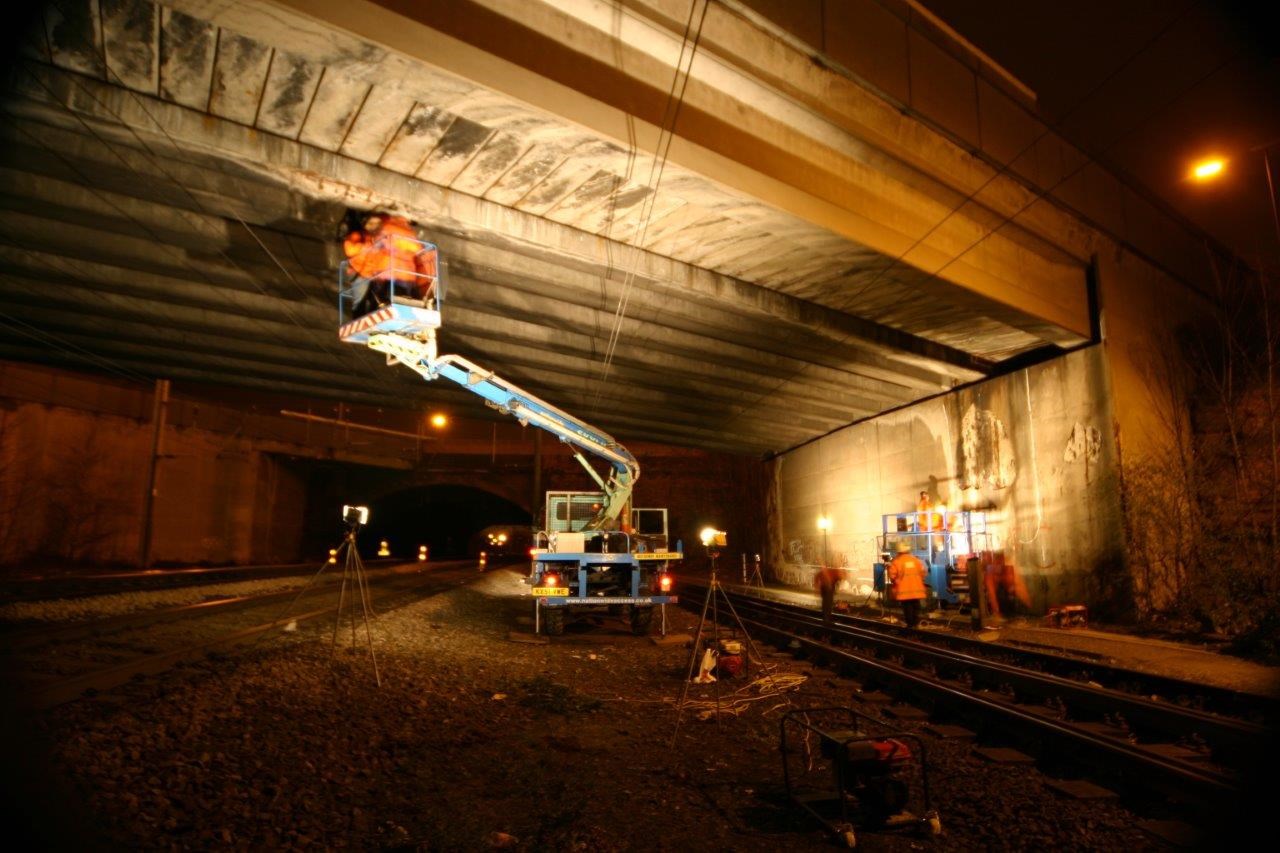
[8,70,993,380]
[258,0,1090,340]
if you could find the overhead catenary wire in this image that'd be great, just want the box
[0,303,151,385]
[589,0,713,416]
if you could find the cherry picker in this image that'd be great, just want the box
[337,215,679,635]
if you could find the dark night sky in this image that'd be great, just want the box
[923,0,1280,271]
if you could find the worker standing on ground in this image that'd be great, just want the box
[887,540,927,628]
[814,563,844,626]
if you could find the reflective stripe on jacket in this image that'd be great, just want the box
[888,554,927,600]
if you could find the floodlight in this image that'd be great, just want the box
[342,504,369,526]
[699,527,727,548]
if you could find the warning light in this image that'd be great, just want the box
[497,533,508,543]
[378,539,390,557]
[328,548,337,565]
[430,412,448,428]
[418,545,428,562]
[544,573,559,588]
[658,573,673,592]
[479,551,487,568]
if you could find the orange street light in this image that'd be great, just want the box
[1191,157,1226,182]
[429,413,448,428]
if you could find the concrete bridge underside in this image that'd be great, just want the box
[0,0,1095,456]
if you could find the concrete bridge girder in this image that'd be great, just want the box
[47,0,1086,349]
[4,0,1105,458]
[258,0,1091,340]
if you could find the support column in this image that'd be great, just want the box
[138,378,170,568]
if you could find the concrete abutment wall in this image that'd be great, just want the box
[767,346,1129,618]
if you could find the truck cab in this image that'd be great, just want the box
[529,491,680,635]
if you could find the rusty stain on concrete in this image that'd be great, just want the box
[960,404,1015,490]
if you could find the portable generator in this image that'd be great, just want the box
[716,639,744,678]
[781,707,941,848]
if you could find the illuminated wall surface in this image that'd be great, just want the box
[768,346,1127,615]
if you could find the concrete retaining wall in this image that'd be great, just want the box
[767,346,1128,616]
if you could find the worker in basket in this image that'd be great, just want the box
[342,212,438,317]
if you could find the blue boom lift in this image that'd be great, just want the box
[337,219,679,635]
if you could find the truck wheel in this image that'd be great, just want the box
[543,608,565,636]
[630,606,654,635]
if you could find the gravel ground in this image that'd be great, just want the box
[6,569,1175,851]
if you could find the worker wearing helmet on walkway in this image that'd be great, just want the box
[887,539,927,628]
[814,563,845,627]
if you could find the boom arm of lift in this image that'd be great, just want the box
[365,332,638,530]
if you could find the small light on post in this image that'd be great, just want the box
[378,539,390,557]
[418,545,428,562]
[817,515,832,568]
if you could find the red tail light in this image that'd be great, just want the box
[543,573,560,588]
[658,573,673,592]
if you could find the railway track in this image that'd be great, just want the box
[681,582,1272,820]
[2,561,477,709]
[0,557,403,602]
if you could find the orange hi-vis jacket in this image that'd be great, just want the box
[888,553,927,601]
[917,495,941,531]
[343,216,437,293]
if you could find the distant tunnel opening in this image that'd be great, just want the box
[364,484,531,561]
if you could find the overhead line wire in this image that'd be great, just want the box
[0,299,151,385]
[590,0,712,415]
